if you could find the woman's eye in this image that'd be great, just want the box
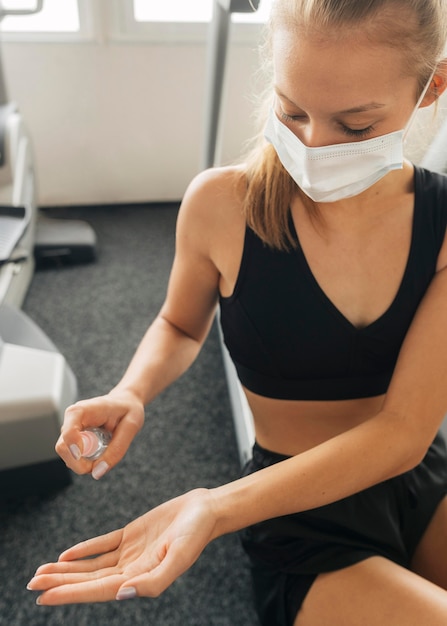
[279,111,305,122]
[341,124,375,138]
[278,110,376,139]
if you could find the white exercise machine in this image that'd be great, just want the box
[0,0,93,497]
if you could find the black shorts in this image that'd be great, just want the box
[239,431,447,626]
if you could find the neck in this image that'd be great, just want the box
[316,161,415,214]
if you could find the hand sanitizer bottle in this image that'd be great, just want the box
[80,428,112,460]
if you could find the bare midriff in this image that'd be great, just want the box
[244,387,386,456]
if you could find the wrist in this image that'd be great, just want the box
[109,384,146,408]
[208,476,259,539]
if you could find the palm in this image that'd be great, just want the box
[28,489,217,605]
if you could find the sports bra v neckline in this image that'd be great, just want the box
[219,166,446,400]
[288,173,420,333]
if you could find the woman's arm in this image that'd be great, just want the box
[56,168,228,477]
[212,262,447,534]
[28,262,447,606]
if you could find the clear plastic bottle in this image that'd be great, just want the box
[80,428,112,460]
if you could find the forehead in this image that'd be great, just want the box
[272,28,412,111]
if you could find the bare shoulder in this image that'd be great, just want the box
[179,165,246,230]
[185,163,247,197]
[177,166,246,275]
[160,165,248,338]
[173,165,248,298]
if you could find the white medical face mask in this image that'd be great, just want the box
[264,78,433,203]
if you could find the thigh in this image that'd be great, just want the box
[411,496,447,589]
[295,556,447,626]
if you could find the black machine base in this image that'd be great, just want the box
[0,458,72,500]
[34,215,97,268]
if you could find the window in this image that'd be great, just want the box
[133,0,273,24]
[134,0,213,23]
[0,0,93,41]
[0,0,274,44]
[110,0,274,44]
[1,0,79,32]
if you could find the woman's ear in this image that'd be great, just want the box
[421,59,447,107]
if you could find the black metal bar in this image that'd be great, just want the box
[202,0,260,169]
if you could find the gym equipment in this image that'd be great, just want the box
[0,0,84,497]
[0,302,76,497]
[202,0,261,171]
[203,0,260,465]
[35,213,97,268]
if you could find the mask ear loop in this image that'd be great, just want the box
[403,70,436,141]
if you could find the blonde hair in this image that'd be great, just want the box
[242,0,447,250]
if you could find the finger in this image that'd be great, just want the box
[33,574,125,605]
[33,550,119,577]
[55,404,98,469]
[60,398,117,446]
[28,565,120,591]
[58,528,123,562]
[54,432,93,474]
[59,398,143,474]
[63,397,119,431]
[64,395,142,434]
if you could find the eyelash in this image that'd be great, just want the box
[279,112,376,139]
[341,124,375,138]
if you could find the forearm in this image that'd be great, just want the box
[111,314,206,406]
[210,409,423,538]
[57,313,207,476]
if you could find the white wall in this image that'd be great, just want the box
[1,35,446,207]
[1,37,262,206]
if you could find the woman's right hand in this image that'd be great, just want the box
[55,388,145,480]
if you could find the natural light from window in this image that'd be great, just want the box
[133,0,273,23]
[0,0,79,32]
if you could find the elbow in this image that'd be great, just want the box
[380,411,440,478]
[400,447,427,474]
[391,426,440,477]
[408,434,441,471]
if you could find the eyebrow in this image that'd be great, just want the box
[340,103,386,114]
[274,87,386,115]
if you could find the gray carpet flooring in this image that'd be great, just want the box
[0,204,259,626]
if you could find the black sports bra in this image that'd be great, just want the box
[219,167,447,401]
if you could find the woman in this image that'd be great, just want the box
[27,1,447,624]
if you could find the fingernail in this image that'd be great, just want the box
[116,586,137,601]
[92,461,109,480]
[36,596,42,605]
[26,580,34,590]
[69,444,81,461]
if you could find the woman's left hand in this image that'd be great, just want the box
[27,489,218,605]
